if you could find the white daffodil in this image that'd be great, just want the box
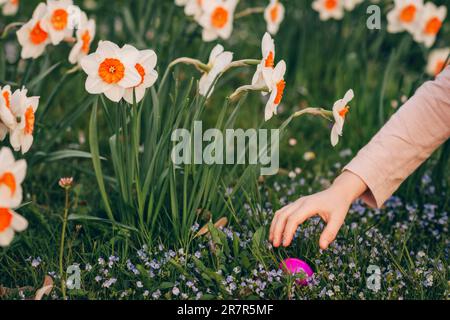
[123,50,158,104]
[41,0,74,45]
[80,41,142,102]
[0,0,19,16]
[412,2,446,48]
[16,3,50,59]
[426,48,449,76]
[312,0,345,21]
[9,88,40,154]
[68,11,96,64]
[387,0,424,34]
[0,147,28,248]
[0,85,16,130]
[198,0,238,42]
[185,0,205,21]
[0,207,28,247]
[252,32,275,94]
[331,89,354,147]
[0,147,27,209]
[262,60,286,121]
[199,44,233,97]
[264,0,285,35]
[343,0,363,11]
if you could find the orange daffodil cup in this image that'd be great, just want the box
[81,41,158,103]
[0,147,28,247]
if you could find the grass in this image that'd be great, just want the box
[0,0,449,300]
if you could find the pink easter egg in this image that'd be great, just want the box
[280,258,314,286]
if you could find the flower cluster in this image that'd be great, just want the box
[0,147,28,247]
[16,0,96,64]
[0,0,19,16]
[387,0,446,48]
[175,0,285,41]
[0,85,40,154]
[312,0,364,21]
[81,41,158,103]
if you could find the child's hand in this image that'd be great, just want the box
[269,171,367,250]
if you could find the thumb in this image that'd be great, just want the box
[319,215,344,250]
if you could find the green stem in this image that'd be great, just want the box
[292,107,333,121]
[222,59,261,74]
[229,84,268,102]
[0,22,24,39]
[235,7,265,20]
[158,58,208,95]
[59,188,70,300]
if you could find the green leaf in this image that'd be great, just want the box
[27,62,61,90]
[252,227,265,249]
[89,98,115,223]
[39,150,106,162]
[67,214,138,232]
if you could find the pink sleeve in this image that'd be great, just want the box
[344,66,450,208]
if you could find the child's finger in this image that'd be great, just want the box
[272,211,292,247]
[272,201,304,247]
[270,201,298,241]
[319,215,344,250]
[282,205,317,247]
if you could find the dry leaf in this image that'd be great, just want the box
[214,217,228,229]
[195,217,228,238]
[34,276,54,300]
